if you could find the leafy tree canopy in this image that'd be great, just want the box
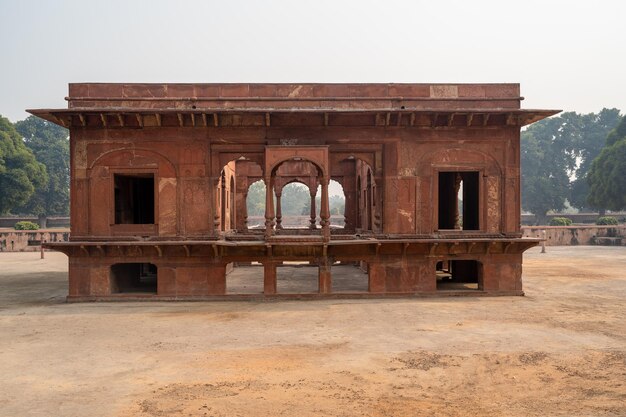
[0,115,47,215]
[280,182,311,216]
[605,113,626,147]
[521,109,622,222]
[246,181,346,219]
[246,180,267,217]
[521,116,572,224]
[587,115,626,211]
[568,108,621,209]
[15,116,69,217]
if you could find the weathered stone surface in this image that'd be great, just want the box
[28,83,560,300]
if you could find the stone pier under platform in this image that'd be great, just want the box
[51,237,538,301]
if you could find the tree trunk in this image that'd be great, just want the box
[536,213,548,226]
[37,214,47,229]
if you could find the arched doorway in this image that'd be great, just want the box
[245,179,266,229]
[276,181,316,229]
[265,146,330,241]
[214,156,263,233]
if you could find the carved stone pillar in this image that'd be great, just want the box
[320,176,330,241]
[275,189,283,230]
[374,177,383,232]
[342,176,356,231]
[235,176,249,231]
[309,190,317,230]
[264,176,275,239]
[210,176,221,236]
[242,191,248,230]
[454,173,462,230]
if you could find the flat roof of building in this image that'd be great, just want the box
[28,83,560,128]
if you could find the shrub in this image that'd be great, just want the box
[549,217,572,226]
[596,216,618,225]
[14,221,40,230]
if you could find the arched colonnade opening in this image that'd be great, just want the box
[214,151,378,237]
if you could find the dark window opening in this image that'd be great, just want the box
[438,171,479,230]
[111,263,157,293]
[436,260,481,291]
[114,174,155,224]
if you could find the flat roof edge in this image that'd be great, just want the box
[66,82,522,101]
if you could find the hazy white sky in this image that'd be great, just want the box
[1,0,624,122]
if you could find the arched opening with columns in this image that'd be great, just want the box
[353,161,377,233]
[213,156,264,234]
[329,152,379,234]
[218,162,236,232]
[276,181,317,229]
[271,159,320,231]
[263,147,331,241]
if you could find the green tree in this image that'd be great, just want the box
[587,116,626,211]
[0,115,47,215]
[605,114,626,146]
[521,116,573,225]
[246,180,266,216]
[521,109,622,223]
[569,108,621,209]
[280,183,310,215]
[15,116,70,226]
[329,195,345,216]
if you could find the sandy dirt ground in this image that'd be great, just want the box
[0,246,625,417]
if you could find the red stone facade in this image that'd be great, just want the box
[29,83,558,300]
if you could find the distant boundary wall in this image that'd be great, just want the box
[0,225,624,252]
[522,225,625,246]
[0,230,70,252]
[521,213,626,225]
[0,217,70,228]
[3,214,624,228]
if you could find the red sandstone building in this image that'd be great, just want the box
[30,83,558,300]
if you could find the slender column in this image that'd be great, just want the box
[242,192,249,230]
[210,176,221,236]
[309,190,317,230]
[275,189,283,229]
[320,176,331,241]
[264,176,275,239]
[454,173,462,230]
[235,176,249,231]
[374,177,383,232]
[220,172,227,232]
[342,176,356,231]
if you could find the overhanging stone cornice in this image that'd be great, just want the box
[27,108,560,129]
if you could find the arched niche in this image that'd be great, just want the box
[87,148,178,236]
[216,153,265,177]
[90,148,176,177]
[417,148,502,177]
[265,146,329,180]
[329,152,376,177]
[421,148,504,234]
[216,157,264,233]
